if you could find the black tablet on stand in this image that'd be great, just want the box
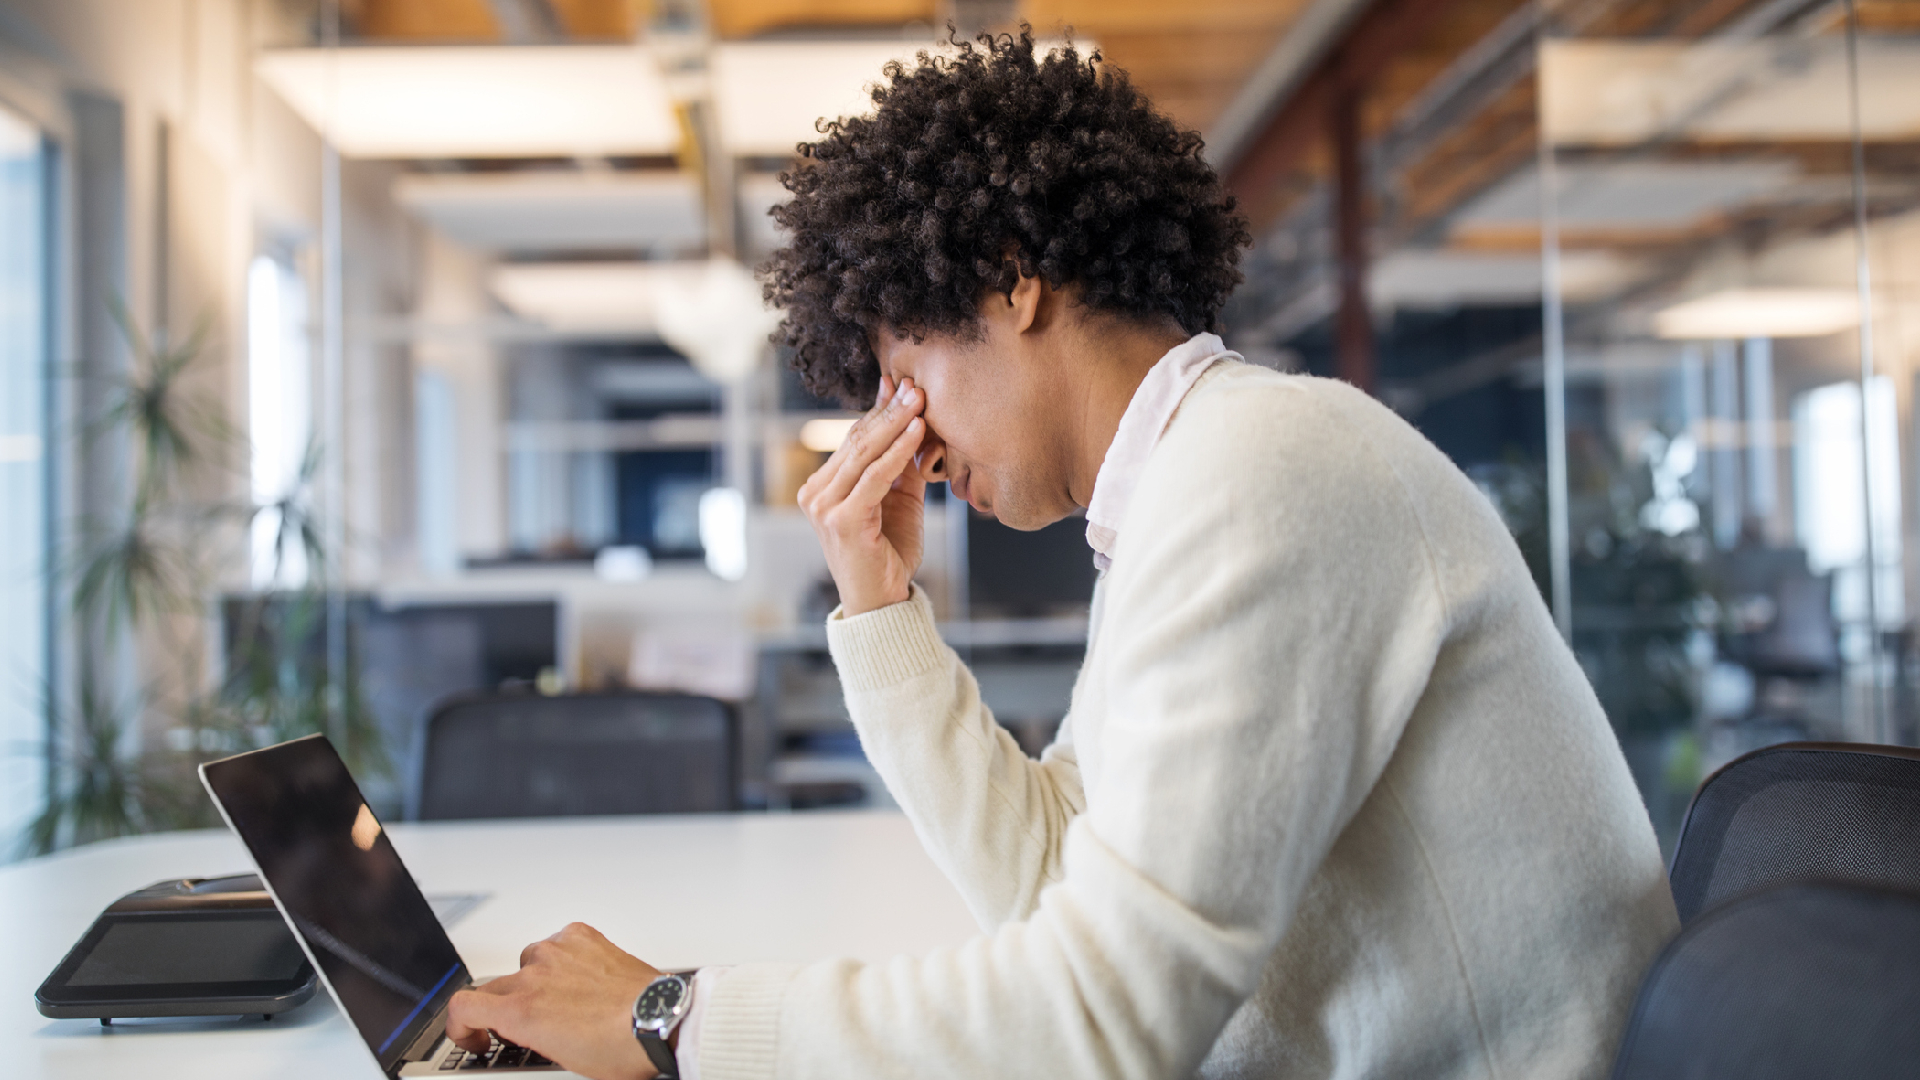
[36,874,318,1024]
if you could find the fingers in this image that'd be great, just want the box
[446,988,506,1054]
[845,417,925,511]
[813,379,923,510]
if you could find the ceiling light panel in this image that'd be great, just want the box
[710,37,1085,157]
[491,261,704,335]
[1654,288,1861,340]
[1541,38,1920,146]
[1371,249,1647,307]
[256,46,680,158]
[1457,161,1799,230]
[711,40,938,157]
[395,172,706,252]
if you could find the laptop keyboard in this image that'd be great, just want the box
[440,1035,557,1070]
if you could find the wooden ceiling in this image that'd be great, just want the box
[708,0,936,39]
[341,0,648,39]
[1021,0,1318,137]
[337,0,1321,136]
[339,0,940,41]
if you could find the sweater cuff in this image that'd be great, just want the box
[825,583,949,692]
[693,962,802,1080]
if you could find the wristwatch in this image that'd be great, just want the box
[631,973,690,1080]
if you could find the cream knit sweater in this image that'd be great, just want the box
[701,363,1678,1080]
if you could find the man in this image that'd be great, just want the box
[447,31,1677,1080]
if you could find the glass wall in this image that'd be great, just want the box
[1537,1,1920,846]
[0,102,49,855]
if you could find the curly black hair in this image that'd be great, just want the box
[761,27,1252,406]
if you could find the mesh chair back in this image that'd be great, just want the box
[1611,881,1920,1080]
[1668,742,1920,923]
[411,691,735,820]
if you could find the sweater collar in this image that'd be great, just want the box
[1084,332,1238,571]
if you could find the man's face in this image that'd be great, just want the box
[872,321,1077,532]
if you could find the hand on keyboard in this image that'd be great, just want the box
[441,1033,557,1070]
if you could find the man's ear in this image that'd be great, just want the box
[1007,273,1044,335]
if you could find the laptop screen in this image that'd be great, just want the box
[202,736,467,1073]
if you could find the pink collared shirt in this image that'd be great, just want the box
[1084,333,1238,570]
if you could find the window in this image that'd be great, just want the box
[247,251,312,589]
[0,103,49,854]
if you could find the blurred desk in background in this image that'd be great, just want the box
[5,812,977,1080]
[755,616,1088,808]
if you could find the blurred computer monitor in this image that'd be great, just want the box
[965,511,1097,619]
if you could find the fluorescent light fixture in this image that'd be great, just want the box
[394,171,705,252]
[1370,250,1648,307]
[711,37,1088,156]
[699,487,748,582]
[256,46,679,158]
[799,418,855,452]
[490,261,706,335]
[1654,288,1861,340]
[492,259,779,380]
[1458,162,1797,231]
[1541,39,1920,146]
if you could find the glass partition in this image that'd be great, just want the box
[1537,1,1918,845]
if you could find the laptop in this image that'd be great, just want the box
[201,734,586,1077]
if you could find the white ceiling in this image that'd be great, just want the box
[394,171,707,253]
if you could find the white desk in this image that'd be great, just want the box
[2,812,978,1079]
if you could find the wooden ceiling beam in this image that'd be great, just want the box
[705,0,937,40]
[1223,0,1486,221]
[547,0,645,38]
[346,0,502,39]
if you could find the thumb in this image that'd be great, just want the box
[446,988,505,1053]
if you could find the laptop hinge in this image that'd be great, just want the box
[401,1004,452,1064]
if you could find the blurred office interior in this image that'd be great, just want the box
[2,0,1918,857]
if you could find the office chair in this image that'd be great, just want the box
[1610,881,1920,1080]
[1668,742,1920,923]
[410,690,736,820]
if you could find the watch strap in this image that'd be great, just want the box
[637,1030,678,1080]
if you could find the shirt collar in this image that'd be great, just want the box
[1084,332,1238,571]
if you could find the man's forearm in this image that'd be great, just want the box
[828,586,1085,928]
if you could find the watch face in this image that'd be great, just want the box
[634,976,686,1026]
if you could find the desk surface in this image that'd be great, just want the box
[3,811,977,1080]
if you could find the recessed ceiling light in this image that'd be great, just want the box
[256,46,680,158]
[1653,288,1861,340]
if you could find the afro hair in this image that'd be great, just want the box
[760,27,1252,406]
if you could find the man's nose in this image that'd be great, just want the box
[914,431,949,483]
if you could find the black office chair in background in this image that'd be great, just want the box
[1667,741,1920,924]
[1610,880,1920,1080]
[409,690,736,821]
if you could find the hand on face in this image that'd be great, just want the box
[797,375,929,616]
[445,922,662,1080]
